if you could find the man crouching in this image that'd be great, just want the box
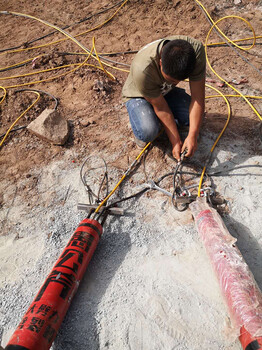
[122,35,206,161]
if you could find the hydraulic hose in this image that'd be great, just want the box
[0,2,131,88]
[0,90,40,148]
[0,86,6,104]
[194,0,262,196]
[0,0,125,53]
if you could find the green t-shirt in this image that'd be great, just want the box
[122,35,206,102]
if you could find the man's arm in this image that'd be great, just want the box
[145,95,183,160]
[182,77,205,157]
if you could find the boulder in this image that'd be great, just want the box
[27,108,69,145]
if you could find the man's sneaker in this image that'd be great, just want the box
[134,136,147,149]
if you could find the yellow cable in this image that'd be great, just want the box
[0,46,95,145]
[0,91,40,148]
[92,37,115,80]
[0,64,81,81]
[206,94,262,99]
[0,0,129,56]
[95,140,152,213]
[195,0,255,49]
[194,0,261,121]
[209,15,256,50]
[0,55,129,84]
[205,19,261,121]
[2,53,95,89]
[198,84,232,197]
[207,34,262,47]
[0,57,37,72]
[0,49,131,73]
[0,40,95,88]
[0,16,97,142]
[0,86,7,104]
[0,12,98,91]
[1,64,128,90]
[0,4,130,88]
[0,61,103,81]
[195,0,262,196]
[4,11,92,55]
[1,30,260,73]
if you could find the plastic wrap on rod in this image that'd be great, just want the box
[190,198,262,338]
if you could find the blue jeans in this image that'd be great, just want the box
[125,87,191,142]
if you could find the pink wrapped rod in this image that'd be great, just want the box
[190,198,262,350]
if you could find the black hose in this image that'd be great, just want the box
[0,1,125,53]
[194,0,262,77]
[0,125,26,139]
[15,88,59,110]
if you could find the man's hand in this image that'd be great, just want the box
[145,95,183,160]
[182,134,197,157]
[172,139,183,161]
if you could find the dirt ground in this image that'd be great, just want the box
[0,0,262,349]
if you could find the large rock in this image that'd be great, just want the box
[27,108,69,145]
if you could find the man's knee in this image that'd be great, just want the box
[126,98,161,142]
[138,124,160,142]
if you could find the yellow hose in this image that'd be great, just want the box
[207,34,262,47]
[206,94,262,100]
[205,17,261,121]
[194,0,262,196]
[198,84,231,197]
[2,41,109,89]
[0,86,6,104]
[0,11,94,91]
[209,15,256,50]
[0,57,37,72]
[0,63,129,90]
[0,91,40,148]
[1,31,260,74]
[0,3,130,88]
[0,0,129,56]
[0,56,129,84]
[94,140,152,213]
[92,37,115,80]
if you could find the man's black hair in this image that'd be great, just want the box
[161,39,197,80]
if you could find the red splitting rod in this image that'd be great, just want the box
[190,198,262,350]
[4,141,148,350]
[5,217,103,350]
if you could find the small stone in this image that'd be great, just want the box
[27,108,69,145]
[93,79,104,91]
[234,0,241,4]
[81,120,91,127]
[93,79,112,93]
[79,116,97,127]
